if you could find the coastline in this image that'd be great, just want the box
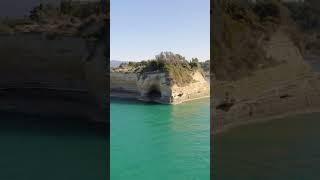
[111,91,210,104]
[171,95,210,105]
[213,70,320,135]
[213,107,320,134]
[110,91,139,99]
[111,65,209,105]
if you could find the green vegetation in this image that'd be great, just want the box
[142,52,205,86]
[283,0,320,55]
[0,0,107,37]
[212,0,298,81]
[0,17,33,33]
[29,0,105,22]
[284,0,320,32]
[114,52,206,86]
[200,60,210,73]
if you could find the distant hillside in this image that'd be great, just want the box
[110,60,126,68]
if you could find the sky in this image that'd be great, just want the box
[111,0,210,61]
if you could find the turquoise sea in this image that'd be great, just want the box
[110,97,210,180]
[214,112,320,179]
[0,112,108,180]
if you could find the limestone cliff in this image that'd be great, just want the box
[170,71,210,104]
[0,0,108,123]
[0,21,108,122]
[110,72,139,94]
[110,70,209,104]
[212,0,320,133]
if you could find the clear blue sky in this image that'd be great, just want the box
[111,0,210,62]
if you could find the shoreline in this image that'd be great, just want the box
[110,91,139,99]
[213,107,320,134]
[212,62,320,135]
[171,95,210,105]
[111,91,210,104]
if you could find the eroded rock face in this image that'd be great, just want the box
[110,70,209,104]
[0,34,86,86]
[213,28,320,133]
[171,72,210,104]
[110,72,139,93]
[0,33,107,122]
[137,73,172,103]
[83,41,108,122]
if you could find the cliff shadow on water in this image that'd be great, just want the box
[111,96,167,106]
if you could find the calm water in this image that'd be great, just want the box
[0,112,108,180]
[214,112,320,180]
[111,97,210,180]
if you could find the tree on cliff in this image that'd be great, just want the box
[190,58,201,69]
[29,3,45,22]
[141,52,204,86]
[155,51,188,65]
[59,0,105,19]
[60,0,73,15]
[284,0,320,31]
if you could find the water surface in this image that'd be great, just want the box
[214,112,320,179]
[0,112,108,180]
[111,97,210,180]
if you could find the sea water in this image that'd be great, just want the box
[111,97,210,180]
[214,112,320,180]
[0,112,107,180]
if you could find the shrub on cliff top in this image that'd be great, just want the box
[284,0,320,32]
[113,52,205,86]
[0,23,13,33]
[29,1,105,21]
[140,52,203,86]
